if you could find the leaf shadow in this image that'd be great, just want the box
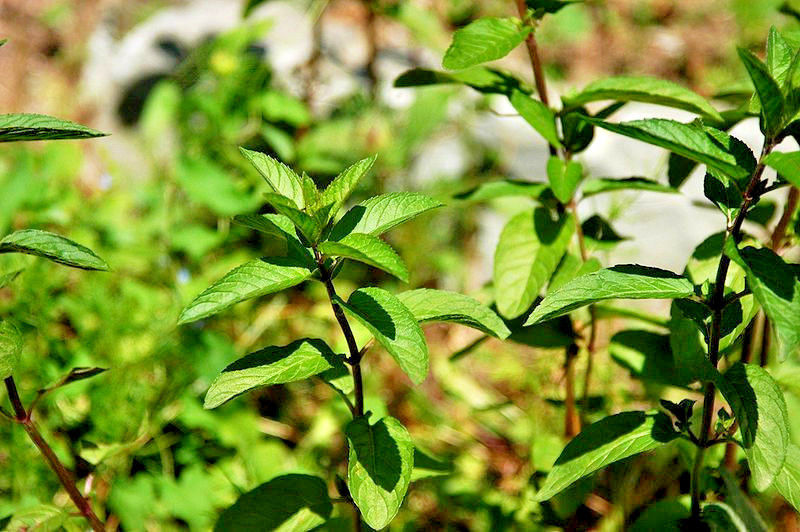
[741,247,794,301]
[330,205,366,240]
[533,207,567,245]
[349,290,396,340]
[223,338,333,372]
[350,419,403,491]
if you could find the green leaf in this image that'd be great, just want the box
[581,214,628,251]
[329,192,442,241]
[262,192,324,243]
[493,208,574,319]
[453,180,547,202]
[535,411,678,501]
[214,473,332,531]
[580,117,753,181]
[319,233,409,282]
[346,416,414,530]
[772,443,800,513]
[240,147,305,209]
[394,67,529,96]
[41,367,106,393]
[442,17,530,70]
[767,27,795,87]
[396,288,511,339]
[0,229,108,271]
[0,113,106,142]
[526,0,583,17]
[339,287,428,384]
[716,363,789,491]
[317,155,377,219]
[609,330,690,387]
[233,213,313,264]
[563,76,723,121]
[720,469,769,532]
[0,320,22,380]
[510,90,562,149]
[525,264,694,325]
[0,269,23,289]
[580,177,678,197]
[6,504,80,532]
[411,448,454,481]
[763,151,800,187]
[701,502,749,532]
[724,242,800,358]
[704,169,742,217]
[178,257,313,324]
[205,339,344,408]
[546,156,582,204]
[738,48,785,137]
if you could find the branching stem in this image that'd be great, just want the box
[4,376,105,531]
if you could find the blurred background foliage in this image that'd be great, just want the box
[1,0,799,530]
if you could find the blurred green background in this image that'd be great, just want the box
[1,0,799,530]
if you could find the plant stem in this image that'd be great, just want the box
[690,140,774,520]
[770,186,799,251]
[313,252,365,531]
[364,0,379,99]
[514,0,556,156]
[4,376,105,531]
[564,343,580,437]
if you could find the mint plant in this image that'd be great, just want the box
[179,149,510,530]
[397,3,799,528]
[0,113,109,531]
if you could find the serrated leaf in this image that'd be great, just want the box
[546,156,582,203]
[338,287,428,384]
[179,257,313,324]
[724,242,800,359]
[262,192,330,244]
[0,229,108,271]
[240,147,305,209]
[319,233,409,282]
[535,411,678,501]
[233,213,313,264]
[510,90,562,149]
[716,363,789,491]
[396,288,510,339]
[394,67,529,96]
[763,151,800,187]
[346,416,414,530]
[453,180,547,202]
[581,177,678,197]
[738,48,785,137]
[773,443,800,513]
[494,208,574,319]
[6,504,77,532]
[526,264,694,325]
[442,17,529,70]
[317,155,376,219]
[581,117,753,181]
[329,192,442,241]
[214,473,332,531]
[563,76,723,121]
[0,320,22,380]
[205,339,343,408]
[0,113,106,142]
[767,27,795,87]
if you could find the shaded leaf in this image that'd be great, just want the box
[563,76,723,121]
[442,17,529,70]
[338,287,428,384]
[0,229,108,271]
[396,288,510,338]
[738,47,785,137]
[411,448,453,481]
[581,177,678,197]
[494,209,574,319]
[525,265,694,325]
[179,257,313,324]
[215,473,332,531]
[725,242,800,358]
[581,117,753,181]
[716,363,789,491]
[609,330,690,387]
[233,213,313,264]
[319,233,409,282]
[764,150,800,188]
[394,67,529,96]
[453,180,547,202]
[0,113,106,142]
[346,416,414,530]
[510,90,562,148]
[262,192,323,243]
[536,411,678,500]
[720,469,769,532]
[205,339,343,408]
